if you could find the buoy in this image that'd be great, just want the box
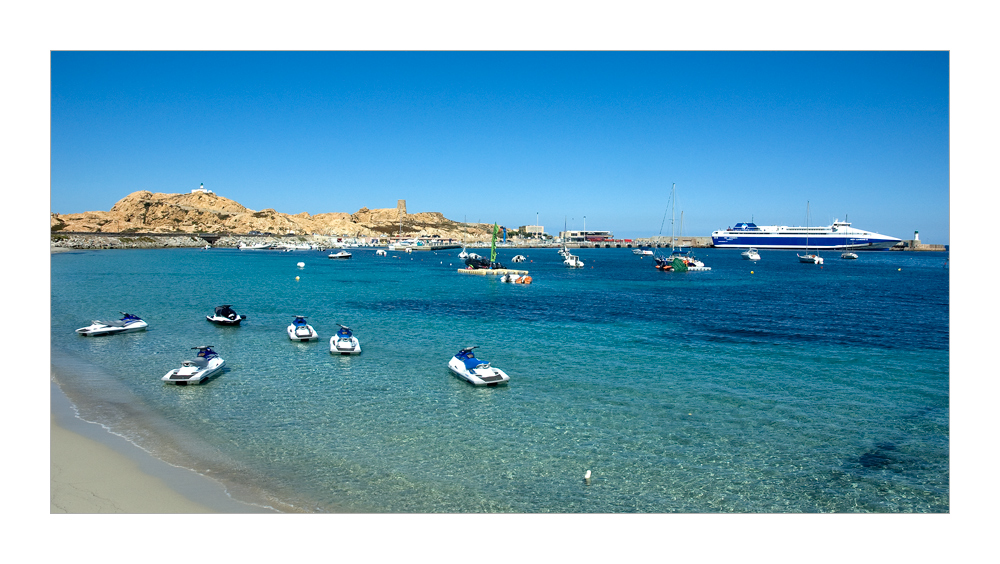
[295,276,300,281]
[898,268,902,271]
[297,262,305,268]
[751,271,754,274]
[584,470,591,484]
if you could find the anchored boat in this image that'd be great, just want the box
[206,304,246,326]
[330,325,361,355]
[75,312,148,336]
[161,346,225,385]
[287,316,319,341]
[448,346,510,387]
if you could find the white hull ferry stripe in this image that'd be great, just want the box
[711,219,900,250]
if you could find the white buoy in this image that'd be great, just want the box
[584,470,592,484]
[297,262,305,268]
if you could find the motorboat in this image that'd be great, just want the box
[329,324,361,355]
[511,254,526,263]
[564,254,584,268]
[376,249,387,256]
[161,346,225,385]
[328,250,353,259]
[287,316,319,341]
[238,242,272,250]
[275,243,315,251]
[841,252,859,260]
[448,346,510,387]
[206,304,246,326]
[458,248,469,259]
[632,248,654,256]
[741,248,761,261]
[76,312,148,336]
[500,273,533,284]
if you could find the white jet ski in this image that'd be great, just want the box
[206,304,246,326]
[75,312,148,336]
[448,346,510,387]
[329,324,361,355]
[161,346,225,385]
[288,316,319,341]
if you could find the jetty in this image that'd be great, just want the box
[457,268,529,276]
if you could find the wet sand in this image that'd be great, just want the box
[50,381,270,513]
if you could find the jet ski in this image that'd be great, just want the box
[206,304,246,326]
[448,346,510,387]
[287,316,318,341]
[75,312,148,336]
[329,324,361,355]
[162,346,225,385]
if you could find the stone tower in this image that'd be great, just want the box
[397,199,407,215]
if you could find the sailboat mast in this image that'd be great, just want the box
[671,183,676,251]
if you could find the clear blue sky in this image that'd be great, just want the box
[51,51,949,243]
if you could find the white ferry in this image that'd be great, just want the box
[711,219,900,250]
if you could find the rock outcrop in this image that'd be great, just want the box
[51,191,493,239]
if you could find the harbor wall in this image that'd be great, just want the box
[50,232,947,251]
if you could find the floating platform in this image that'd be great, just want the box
[457,268,529,276]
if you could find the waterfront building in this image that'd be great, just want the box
[559,230,613,243]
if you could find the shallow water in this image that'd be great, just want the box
[50,246,949,512]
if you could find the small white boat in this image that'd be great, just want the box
[511,255,526,263]
[239,242,272,250]
[206,304,246,326]
[741,248,761,261]
[76,312,148,336]
[376,249,387,256]
[287,316,319,341]
[448,346,510,387]
[797,253,824,264]
[328,250,353,259]
[458,248,469,259]
[633,248,654,256]
[841,252,859,260]
[329,325,361,355]
[161,346,225,385]
[564,254,584,268]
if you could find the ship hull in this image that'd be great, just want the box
[711,221,900,250]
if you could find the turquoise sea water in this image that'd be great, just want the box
[50,247,949,512]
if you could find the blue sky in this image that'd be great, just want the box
[51,51,949,243]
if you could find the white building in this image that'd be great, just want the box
[192,183,213,194]
[519,225,545,237]
[558,230,613,243]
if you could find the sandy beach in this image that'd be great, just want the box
[50,380,270,513]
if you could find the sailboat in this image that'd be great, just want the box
[797,202,824,264]
[654,183,710,272]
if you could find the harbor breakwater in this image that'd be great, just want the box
[51,233,946,251]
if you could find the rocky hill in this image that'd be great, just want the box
[50,191,493,240]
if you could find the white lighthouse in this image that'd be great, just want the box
[192,183,213,194]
